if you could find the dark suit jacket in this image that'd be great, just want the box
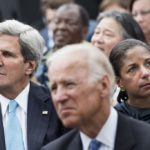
[41,112,150,150]
[0,82,69,150]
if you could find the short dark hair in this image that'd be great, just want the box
[78,5,89,28]
[40,0,74,16]
[57,3,89,28]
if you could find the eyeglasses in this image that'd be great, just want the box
[132,9,150,17]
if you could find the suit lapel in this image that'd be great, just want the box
[68,131,82,150]
[0,107,6,150]
[114,113,136,150]
[27,82,50,150]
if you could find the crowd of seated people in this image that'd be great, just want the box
[1,0,150,149]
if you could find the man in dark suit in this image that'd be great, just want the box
[42,43,150,150]
[0,20,69,150]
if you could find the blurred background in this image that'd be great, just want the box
[0,0,102,30]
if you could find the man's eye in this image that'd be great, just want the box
[146,61,150,67]
[65,82,75,88]
[51,85,57,92]
[94,31,100,35]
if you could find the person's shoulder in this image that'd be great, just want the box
[119,112,150,136]
[115,113,150,149]
[30,81,49,91]
[115,102,132,116]
[41,129,78,150]
[30,81,51,98]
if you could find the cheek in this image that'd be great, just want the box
[6,62,22,72]
[105,41,116,51]
[122,76,139,90]
[91,35,96,43]
[108,36,122,46]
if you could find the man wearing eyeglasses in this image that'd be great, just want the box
[130,0,150,45]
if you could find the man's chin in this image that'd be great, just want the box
[61,118,78,128]
[55,41,69,49]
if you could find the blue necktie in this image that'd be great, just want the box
[5,100,24,150]
[88,139,101,150]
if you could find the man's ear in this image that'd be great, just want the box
[25,61,37,76]
[98,75,110,99]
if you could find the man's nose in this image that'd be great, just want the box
[57,21,67,29]
[53,87,68,103]
[134,13,144,23]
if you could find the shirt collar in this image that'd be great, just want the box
[15,83,30,114]
[0,83,30,117]
[80,107,118,150]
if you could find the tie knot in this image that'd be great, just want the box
[8,100,18,113]
[88,139,101,150]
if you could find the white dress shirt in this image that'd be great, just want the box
[80,107,118,150]
[0,83,30,150]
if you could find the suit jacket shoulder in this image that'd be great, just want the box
[115,112,150,150]
[27,82,70,150]
[42,111,150,150]
[41,129,82,150]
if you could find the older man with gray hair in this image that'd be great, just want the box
[42,43,150,150]
[0,19,69,150]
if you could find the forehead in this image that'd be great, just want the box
[49,52,88,75]
[56,6,80,20]
[49,60,89,84]
[133,0,150,9]
[0,34,20,52]
[124,45,150,60]
[97,17,123,33]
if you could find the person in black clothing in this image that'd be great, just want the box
[109,39,150,123]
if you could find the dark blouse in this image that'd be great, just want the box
[115,102,150,124]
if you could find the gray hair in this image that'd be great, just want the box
[0,19,45,67]
[47,43,115,99]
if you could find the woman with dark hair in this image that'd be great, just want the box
[91,10,147,56]
[109,39,150,123]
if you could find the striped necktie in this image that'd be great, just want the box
[5,100,24,150]
[88,139,101,150]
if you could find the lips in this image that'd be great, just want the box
[0,72,6,76]
[60,107,72,112]
[93,43,105,51]
[140,82,150,89]
[55,31,69,39]
[59,106,74,116]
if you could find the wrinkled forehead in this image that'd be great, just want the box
[125,45,150,56]
[49,51,88,73]
[133,0,150,8]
